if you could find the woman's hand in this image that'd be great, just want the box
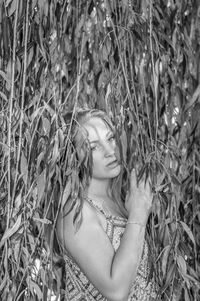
[125,169,153,224]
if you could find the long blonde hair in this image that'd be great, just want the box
[62,108,127,229]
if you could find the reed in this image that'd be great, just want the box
[0,0,199,300]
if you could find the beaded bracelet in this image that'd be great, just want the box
[126,221,145,227]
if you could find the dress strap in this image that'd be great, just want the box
[87,198,111,219]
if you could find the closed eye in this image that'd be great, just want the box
[108,135,115,141]
[90,144,100,151]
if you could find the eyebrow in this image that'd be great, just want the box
[89,139,99,144]
[89,131,113,144]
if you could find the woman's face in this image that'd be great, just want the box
[83,117,121,181]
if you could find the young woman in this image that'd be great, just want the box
[56,109,158,301]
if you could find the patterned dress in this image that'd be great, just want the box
[64,200,158,300]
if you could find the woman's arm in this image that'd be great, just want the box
[56,171,152,301]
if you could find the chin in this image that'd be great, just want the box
[93,165,121,180]
[110,165,121,178]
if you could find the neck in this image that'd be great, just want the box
[87,178,111,200]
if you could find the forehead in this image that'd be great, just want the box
[83,117,112,141]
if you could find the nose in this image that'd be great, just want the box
[104,142,115,158]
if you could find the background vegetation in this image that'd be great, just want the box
[0,0,200,300]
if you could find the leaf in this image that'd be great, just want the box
[156,171,166,187]
[51,132,59,164]
[31,107,42,120]
[102,45,108,61]
[13,192,22,216]
[14,240,21,262]
[20,152,28,184]
[61,179,72,209]
[0,70,11,87]
[177,254,187,275]
[184,287,190,301]
[37,170,46,202]
[42,117,51,136]
[7,0,18,16]
[27,233,35,253]
[180,221,196,245]
[74,204,83,233]
[121,127,127,162]
[98,72,106,89]
[167,66,176,84]
[43,102,55,116]
[161,262,176,293]
[29,279,43,300]
[0,273,7,292]
[0,91,8,102]
[36,151,45,172]
[0,215,22,247]
[33,217,52,224]
[31,0,38,10]
[171,174,181,185]
[105,83,111,107]
[185,84,200,111]
[75,14,85,40]
[161,245,171,276]
[183,273,200,287]
[155,183,168,192]
[58,128,64,147]
[5,0,13,6]
[122,0,129,7]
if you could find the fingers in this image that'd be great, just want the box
[130,169,137,190]
[130,167,155,199]
[130,168,137,181]
[130,168,149,189]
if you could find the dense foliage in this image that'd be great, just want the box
[0,0,200,300]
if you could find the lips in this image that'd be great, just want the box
[107,159,119,167]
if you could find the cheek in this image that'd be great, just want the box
[92,152,103,170]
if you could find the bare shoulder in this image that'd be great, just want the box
[59,199,99,226]
[56,199,117,300]
[56,199,102,247]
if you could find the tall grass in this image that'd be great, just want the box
[0,0,200,300]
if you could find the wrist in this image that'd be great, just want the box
[126,220,146,227]
[127,213,148,226]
